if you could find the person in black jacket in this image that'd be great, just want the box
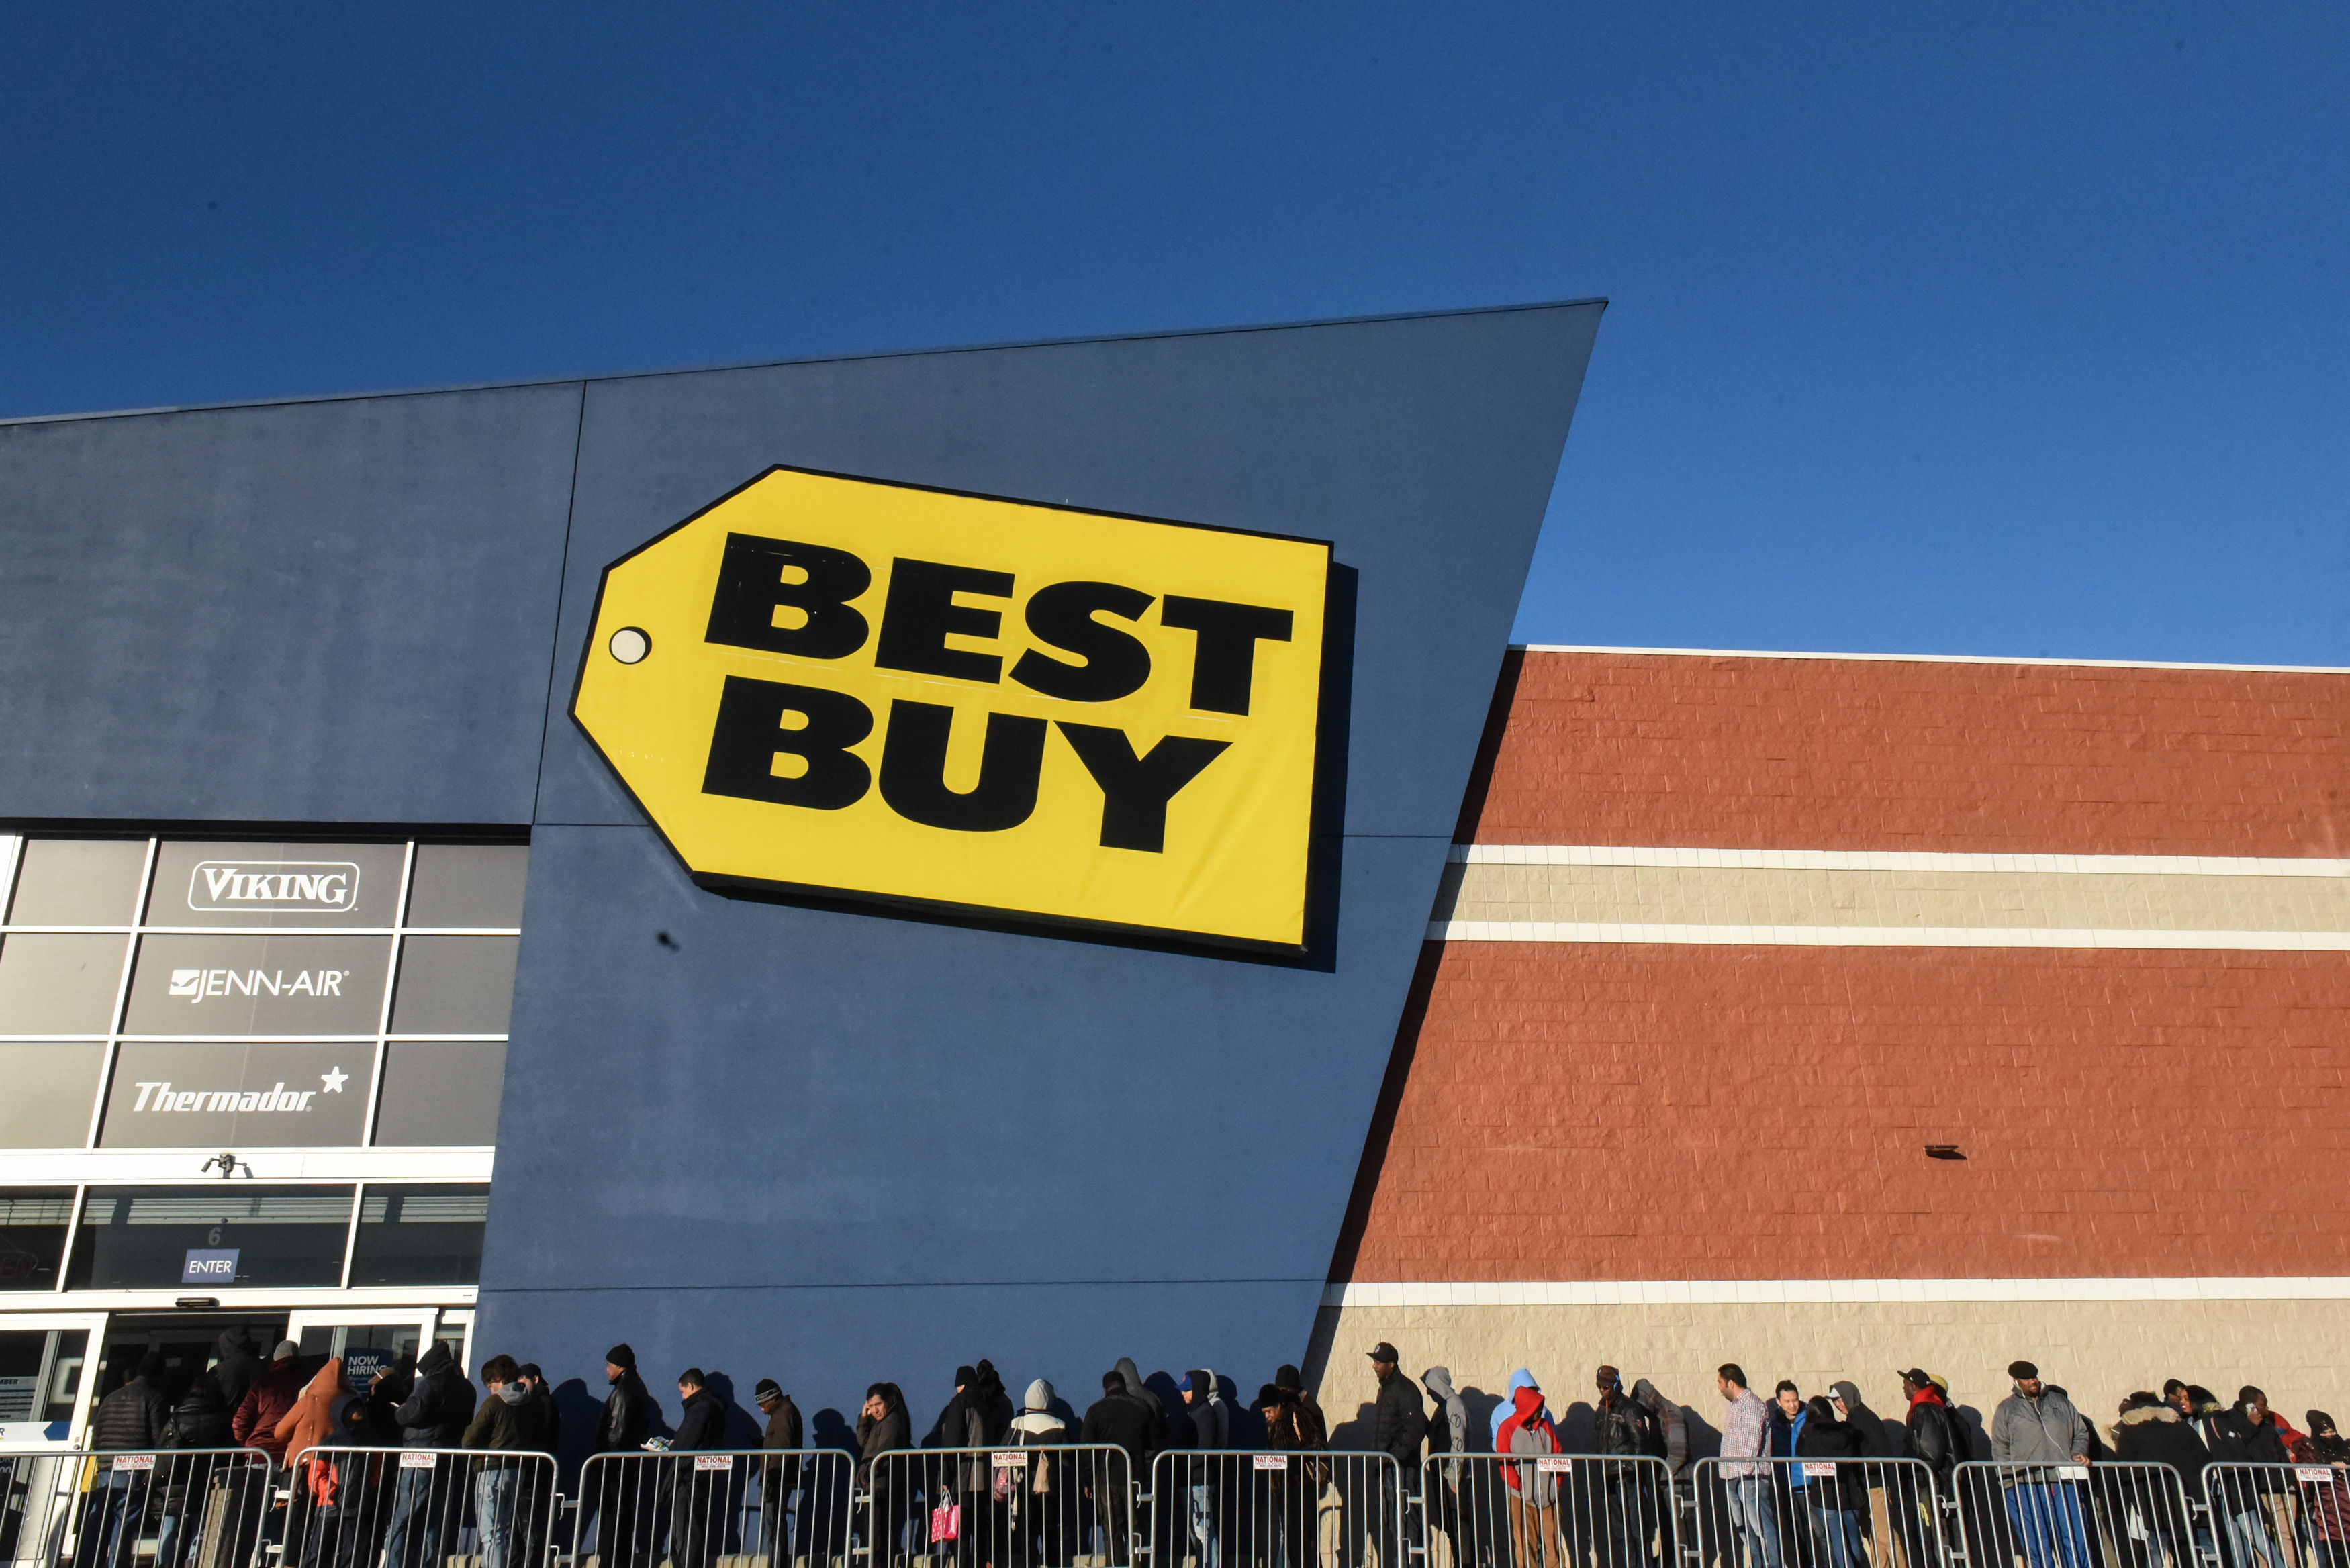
[857,1383,914,1568]
[669,1369,729,1568]
[155,1370,236,1568]
[83,1353,173,1568]
[1595,1367,1665,1568]
[1367,1345,1427,1568]
[383,1342,477,1568]
[212,1330,264,1416]
[1080,1371,1157,1563]
[588,1345,660,1568]
[2111,1393,2208,1568]
[1897,1370,1958,1568]
[1797,1396,1868,1568]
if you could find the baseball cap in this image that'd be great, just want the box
[1366,1342,1399,1363]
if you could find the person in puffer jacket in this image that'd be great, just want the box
[1494,1371,1562,1568]
[83,1355,175,1568]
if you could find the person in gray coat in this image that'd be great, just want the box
[1991,1363,2092,1568]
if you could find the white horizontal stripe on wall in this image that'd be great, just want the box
[1429,920,2350,950]
[1509,644,2350,676]
[1325,1278,2350,1309]
[1451,844,2350,879]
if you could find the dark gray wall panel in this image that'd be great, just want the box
[483,305,1601,1414]
[0,386,581,824]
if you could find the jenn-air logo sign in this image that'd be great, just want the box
[187,861,361,913]
[570,467,1334,951]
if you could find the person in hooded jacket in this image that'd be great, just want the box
[858,1383,914,1568]
[1004,1381,1068,1568]
[1273,1366,1328,1452]
[1077,1371,1154,1565]
[273,1359,357,1568]
[2294,1412,2350,1568]
[2198,1389,2291,1568]
[2109,1392,2207,1568]
[1179,1373,1228,1568]
[951,1361,1014,1568]
[1795,1396,1867,1568]
[1826,1382,1899,1568]
[1495,1371,1562,1568]
[382,1342,476,1568]
[1422,1371,1471,1568]
[212,1330,264,1415]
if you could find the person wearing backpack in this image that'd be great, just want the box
[1496,1371,1564,1568]
[1595,1367,1664,1568]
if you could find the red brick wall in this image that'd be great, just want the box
[1352,941,2350,1281]
[1473,653,2350,857]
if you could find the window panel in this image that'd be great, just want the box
[404,845,529,930]
[348,1184,487,1286]
[68,1185,355,1289]
[121,933,389,1035]
[373,1041,507,1146]
[0,1043,105,1147]
[389,937,518,1034]
[0,933,128,1033]
[7,840,148,926]
[100,1042,376,1148]
[0,1189,73,1291]
[145,842,407,928]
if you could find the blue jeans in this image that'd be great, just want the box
[385,1463,446,1568]
[1190,1483,1220,1568]
[1803,1488,1864,1568]
[475,1469,518,1568]
[81,1471,142,1568]
[2005,1481,2090,1568]
[1725,1477,1784,1568]
[2221,1504,2288,1568]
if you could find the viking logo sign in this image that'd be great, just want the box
[571,468,1333,949]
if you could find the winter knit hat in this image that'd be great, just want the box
[754,1379,784,1402]
[606,1344,636,1370]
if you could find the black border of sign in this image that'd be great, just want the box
[567,464,1353,968]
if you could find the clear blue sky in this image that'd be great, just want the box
[5,2,2343,663]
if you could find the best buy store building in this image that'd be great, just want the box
[0,303,1607,1437]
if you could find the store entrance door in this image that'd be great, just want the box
[88,1312,291,1438]
[0,1312,105,1445]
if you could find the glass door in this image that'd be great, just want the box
[282,1309,439,1393]
[0,1312,107,1445]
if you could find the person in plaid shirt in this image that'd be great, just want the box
[1717,1365,1782,1568]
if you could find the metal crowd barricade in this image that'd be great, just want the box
[2202,1461,2346,1568]
[859,1447,1132,1568]
[1423,1451,1673,1568]
[1950,1461,2202,1568]
[1148,1449,1404,1568]
[282,1445,557,1568]
[1691,1455,1944,1568]
[575,1449,856,1568]
[0,1449,275,1568]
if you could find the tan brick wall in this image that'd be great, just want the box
[1307,1300,2350,1449]
[1434,859,2350,935]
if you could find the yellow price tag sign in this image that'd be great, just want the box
[571,467,1331,950]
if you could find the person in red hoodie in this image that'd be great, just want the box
[234,1341,307,1463]
[1493,1370,1562,1568]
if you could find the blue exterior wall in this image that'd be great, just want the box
[0,304,1601,1430]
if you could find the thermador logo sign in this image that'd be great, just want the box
[571,467,1333,949]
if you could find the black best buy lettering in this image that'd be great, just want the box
[700,533,1286,850]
